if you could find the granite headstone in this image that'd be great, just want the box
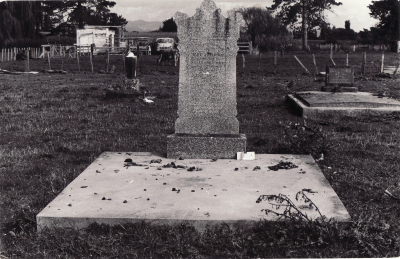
[167,0,246,159]
[322,66,357,92]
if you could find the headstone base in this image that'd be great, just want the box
[167,134,246,159]
[321,86,358,92]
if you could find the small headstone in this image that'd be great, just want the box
[167,0,246,159]
[322,66,357,92]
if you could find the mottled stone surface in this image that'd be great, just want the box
[325,66,354,85]
[323,66,356,92]
[167,0,245,158]
[287,91,400,119]
[167,134,246,159]
[37,152,350,231]
[173,0,242,134]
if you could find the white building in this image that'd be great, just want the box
[76,25,124,53]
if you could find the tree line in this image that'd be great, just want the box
[159,0,399,51]
[0,1,127,48]
[1,0,398,49]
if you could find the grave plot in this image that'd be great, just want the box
[37,0,350,232]
[37,152,350,231]
[288,91,400,119]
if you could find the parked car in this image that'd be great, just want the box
[155,38,176,53]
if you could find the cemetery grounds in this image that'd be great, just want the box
[0,51,400,258]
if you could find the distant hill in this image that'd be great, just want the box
[125,20,163,32]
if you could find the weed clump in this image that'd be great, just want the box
[275,120,333,158]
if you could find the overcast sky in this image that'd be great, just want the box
[110,0,379,32]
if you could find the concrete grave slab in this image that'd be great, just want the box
[288,91,400,119]
[37,152,350,231]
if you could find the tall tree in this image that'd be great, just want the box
[0,1,42,46]
[159,18,177,32]
[345,20,350,30]
[43,0,127,36]
[268,0,342,49]
[368,0,400,41]
[235,7,287,46]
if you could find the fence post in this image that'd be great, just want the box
[346,53,349,67]
[1,48,3,62]
[294,55,311,74]
[122,52,125,72]
[47,52,51,70]
[137,45,141,72]
[362,52,366,75]
[25,49,30,72]
[77,46,80,73]
[393,63,400,77]
[61,46,64,71]
[106,49,109,73]
[14,47,17,60]
[330,44,333,59]
[242,53,245,70]
[380,52,384,74]
[312,53,318,74]
[90,49,94,73]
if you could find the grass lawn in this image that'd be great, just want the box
[1,50,400,258]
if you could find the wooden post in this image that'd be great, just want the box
[393,63,400,77]
[331,57,336,66]
[294,55,310,74]
[242,54,245,70]
[137,45,140,72]
[274,51,277,68]
[346,54,349,67]
[1,48,3,62]
[77,48,80,73]
[25,49,29,72]
[380,52,384,74]
[312,53,318,74]
[122,52,125,72]
[90,44,94,73]
[61,46,64,71]
[362,52,366,75]
[312,53,316,66]
[106,50,109,73]
[90,52,93,73]
[330,44,333,59]
[47,52,51,70]
[14,47,17,60]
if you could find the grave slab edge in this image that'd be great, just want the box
[167,134,246,159]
